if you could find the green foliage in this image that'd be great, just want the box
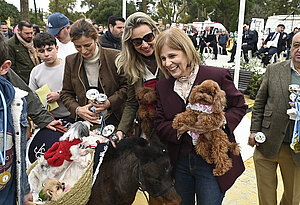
[29,9,45,26]
[194,0,239,31]
[246,0,298,24]
[48,0,82,21]
[248,72,264,99]
[85,0,136,25]
[156,0,188,24]
[240,58,265,99]
[0,1,20,26]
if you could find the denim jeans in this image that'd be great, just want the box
[175,152,224,205]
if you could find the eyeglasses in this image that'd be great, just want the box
[131,33,154,47]
[55,24,69,37]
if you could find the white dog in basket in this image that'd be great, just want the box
[28,121,107,201]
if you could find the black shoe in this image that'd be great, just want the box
[213,56,217,60]
[255,52,262,59]
[228,59,234,63]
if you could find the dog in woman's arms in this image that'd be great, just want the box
[136,86,157,139]
[172,80,240,176]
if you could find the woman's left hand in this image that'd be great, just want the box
[92,100,111,113]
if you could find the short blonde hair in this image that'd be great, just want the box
[155,28,201,78]
[115,12,159,84]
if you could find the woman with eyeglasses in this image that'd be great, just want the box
[115,12,165,139]
[60,19,127,127]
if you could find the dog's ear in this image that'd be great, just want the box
[189,85,201,104]
[212,89,226,113]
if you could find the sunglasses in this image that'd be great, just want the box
[131,33,154,47]
[55,24,69,37]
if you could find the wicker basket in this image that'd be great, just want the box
[27,149,95,205]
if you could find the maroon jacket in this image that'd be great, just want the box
[155,65,247,193]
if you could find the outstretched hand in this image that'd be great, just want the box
[46,119,62,131]
[111,131,124,148]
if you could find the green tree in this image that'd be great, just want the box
[194,0,239,31]
[29,9,45,26]
[0,1,20,25]
[48,0,81,21]
[157,0,188,24]
[82,0,136,25]
[247,0,300,23]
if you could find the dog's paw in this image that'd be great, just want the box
[213,168,226,176]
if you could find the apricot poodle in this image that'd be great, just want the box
[172,80,240,176]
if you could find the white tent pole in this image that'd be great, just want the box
[234,0,246,89]
[123,0,126,19]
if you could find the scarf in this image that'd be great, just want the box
[16,32,39,66]
[174,65,199,103]
[107,29,121,43]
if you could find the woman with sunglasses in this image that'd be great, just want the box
[154,28,247,204]
[115,12,164,139]
[61,19,127,127]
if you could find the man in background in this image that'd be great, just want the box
[228,24,256,63]
[99,15,125,50]
[1,22,13,39]
[8,21,40,84]
[199,25,218,60]
[286,27,299,59]
[218,30,229,55]
[256,24,287,66]
[47,12,77,60]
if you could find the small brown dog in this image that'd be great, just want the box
[136,86,157,138]
[172,80,240,176]
[41,178,65,201]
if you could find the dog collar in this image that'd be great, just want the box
[186,103,212,114]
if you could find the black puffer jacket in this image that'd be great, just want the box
[99,30,122,50]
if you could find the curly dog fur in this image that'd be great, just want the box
[136,86,157,138]
[172,80,240,176]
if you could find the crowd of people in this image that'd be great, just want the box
[0,11,299,205]
[177,22,298,67]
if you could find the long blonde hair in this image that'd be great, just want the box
[115,12,159,84]
[155,28,201,78]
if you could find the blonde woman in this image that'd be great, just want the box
[115,12,164,139]
[154,28,247,204]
